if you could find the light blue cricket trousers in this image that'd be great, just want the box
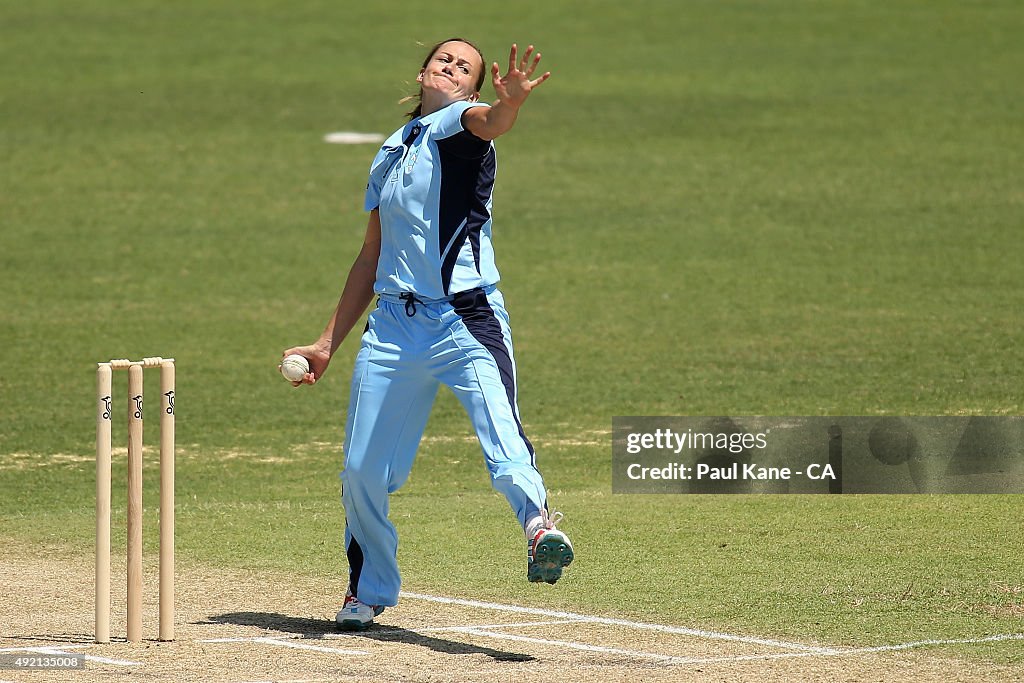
[340,286,547,606]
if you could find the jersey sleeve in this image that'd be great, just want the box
[364,145,396,211]
[432,100,489,140]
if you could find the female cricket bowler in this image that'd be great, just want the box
[282,38,574,630]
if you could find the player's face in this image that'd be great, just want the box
[417,41,483,104]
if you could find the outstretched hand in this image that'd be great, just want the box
[491,44,551,108]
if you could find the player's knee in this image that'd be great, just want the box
[341,460,388,494]
[491,470,540,495]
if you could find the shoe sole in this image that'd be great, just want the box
[528,534,574,584]
[336,617,373,632]
[335,606,384,632]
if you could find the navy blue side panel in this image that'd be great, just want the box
[452,289,536,457]
[347,535,365,596]
[437,128,490,159]
[436,135,495,294]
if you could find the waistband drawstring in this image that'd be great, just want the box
[398,292,424,317]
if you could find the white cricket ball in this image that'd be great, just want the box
[281,354,310,382]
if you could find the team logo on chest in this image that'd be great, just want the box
[404,149,419,175]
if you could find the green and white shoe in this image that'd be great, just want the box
[527,511,574,584]
[335,592,385,631]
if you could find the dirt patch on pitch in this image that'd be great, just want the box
[0,545,1020,682]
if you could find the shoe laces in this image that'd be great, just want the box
[345,592,370,608]
[542,508,564,530]
[345,592,382,613]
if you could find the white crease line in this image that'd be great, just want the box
[670,650,842,665]
[406,627,1024,667]
[400,591,832,653]
[848,633,1024,655]
[81,653,144,666]
[323,618,585,634]
[417,620,584,633]
[237,621,582,643]
[201,637,367,656]
[666,633,1024,665]
[323,620,600,641]
[460,628,675,661]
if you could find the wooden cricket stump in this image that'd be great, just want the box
[95,357,175,644]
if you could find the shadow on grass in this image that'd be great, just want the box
[201,612,535,662]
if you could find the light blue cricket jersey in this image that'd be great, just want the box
[364,100,500,299]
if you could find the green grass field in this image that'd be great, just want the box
[2,0,1022,673]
